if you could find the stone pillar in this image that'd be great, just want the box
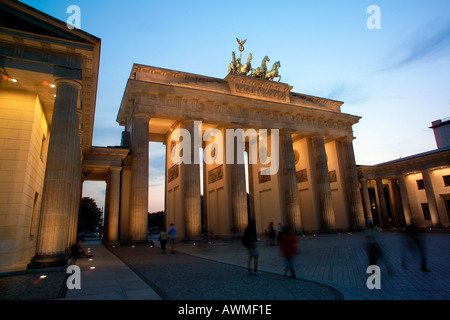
[311,136,335,230]
[246,141,256,221]
[29,79,81,268]
[421,170,440,226]
[279,131,302,232]
[376,178,390,227]
[129,113,150,243]
[181,120,202,239]
[340,138,365,229]
[120,156,131,241]
[202,142,208,237]
[107,167,121,243]
[360,179,373,225]
[398,174,413,226]
[228,131,248,234]
[390,179,405,227]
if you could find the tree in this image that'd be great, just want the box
[79,197,102,232]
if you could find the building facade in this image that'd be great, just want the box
[116,64,366,241]
[357,119,450,228]
[0,0,100,271]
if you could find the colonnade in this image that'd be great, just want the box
[115,116,367,241]
[359,168,444,228]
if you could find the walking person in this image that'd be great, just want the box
[278,226,298,278]
[276,222,283,244]
[268,222,276,246]
[401,225,431,272]
[168,223,177,254]
[364,220,393,275]
[242,220,261,275]
[158,227,168,254]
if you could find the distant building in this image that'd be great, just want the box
[358,118,450,228]
[430,118,450,149]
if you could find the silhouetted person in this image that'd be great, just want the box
[243,220,261,275]
[268,222,276,246]
[279,226,299,278]
[402,225,431,272]
[70,240,93,259]
[364,220,393,275]
[276,223,283,244]
[364,221,380,266]
[159,228,168,254]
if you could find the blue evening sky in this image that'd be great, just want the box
[20,0,450,212]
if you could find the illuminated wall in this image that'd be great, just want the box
[0,88,49,270]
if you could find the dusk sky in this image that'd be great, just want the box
[21,0,450,212]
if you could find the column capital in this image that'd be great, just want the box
[110,166,122,172]
[54,78,82,90]
[132,112,151,120]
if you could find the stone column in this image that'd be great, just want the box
[421,170,440,226]
[390,179,405,227]
[376,178,390,227]
[398,174,413,226]
[360,179,373,225]
[120,156,131,241]
[181,120,202,239]
[228,129,248,234]
[29,79,81,268]
[107,167,121,244]
[311,136,335,230]
[202,142,208,237]
[246,141,256,221]
[339,138,365,229]
[129,113,150,243]
[279,131,302,232]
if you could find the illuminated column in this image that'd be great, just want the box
[129,113,150,243]
[29,79,81,268]
[107,167,121,243]
[181,120,202,239]
[67,108,83,248]
[376,178,390,227]
[398,174,413,226]
[245,141,256,221]
[422,170,440,226]
[227,126,248,234]
[279,131,302,232]
[312,136,335,230]
[120,156,132,241]
[360,178,373,224]
[339,138,365,229]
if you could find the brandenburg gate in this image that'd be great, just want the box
[114,57,365,242]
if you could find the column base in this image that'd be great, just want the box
[27,253,68,270]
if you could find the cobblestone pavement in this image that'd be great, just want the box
[108,242,343,300]
[1,230,448,301]
[174,230,450,300]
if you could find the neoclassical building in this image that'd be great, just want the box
[1,0,368,271]
[357,119,450,229]
[116,64,366,243]
[0,0,100,271]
